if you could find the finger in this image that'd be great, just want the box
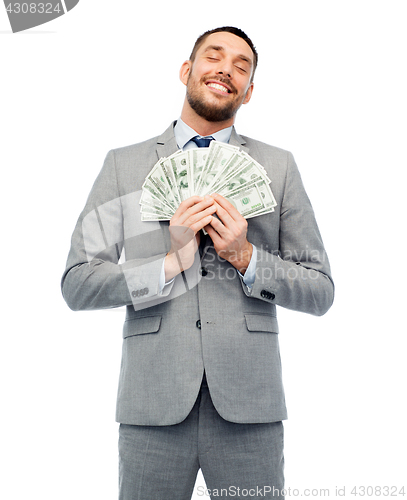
[172,196,203,220]
[204,222,222,243]
[171,213,215,242]
[206,211,228,237]
[183,203,217,229]
[212,193,242,222]
[213,201,235,229]
[174,196,214,216]
[190,214,216,234]
[177,199,216,228]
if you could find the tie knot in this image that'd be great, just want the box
[191,136,214,148]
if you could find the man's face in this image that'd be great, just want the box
[180,32,254,123]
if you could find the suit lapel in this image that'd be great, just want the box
[156,121,180,160]
[156,123,178,235]
[229,127,249,154]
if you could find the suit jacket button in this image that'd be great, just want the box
[200,267,208,277]
[196,320,201,329]
[261,289,275,300]
[131,287,149,298]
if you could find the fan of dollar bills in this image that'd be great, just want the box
[140,141,277,221]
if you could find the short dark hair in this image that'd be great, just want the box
[189,26,258,81]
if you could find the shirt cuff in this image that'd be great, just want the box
[159,258,175,295]
[237,244,257,291]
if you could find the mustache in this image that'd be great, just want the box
[202,76,237,94]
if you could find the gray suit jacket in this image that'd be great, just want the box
[61,122,334,425]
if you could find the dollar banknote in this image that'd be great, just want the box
[140,141,277,221]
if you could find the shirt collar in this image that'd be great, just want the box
[174,118,233,150]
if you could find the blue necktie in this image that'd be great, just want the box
[191,136,213,254]
[191,136,214,148]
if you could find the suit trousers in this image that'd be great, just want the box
[118,375,285,499]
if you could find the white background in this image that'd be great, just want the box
[1,1,406,498]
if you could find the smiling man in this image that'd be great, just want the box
[181,30,254,125]
[62,27,334,500]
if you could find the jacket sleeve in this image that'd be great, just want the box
[61,150,172,311]
[245,152,334,316]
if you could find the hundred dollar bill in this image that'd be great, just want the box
[143,161,178,211]
[226,184,268,218]
[240,151,271,184]
[187,148,209,196]
[196,141,240,195]
[159,156,182,206]
[142,178,177,213]
[140,186,174,212]
[140,205,169,217]
[210,157,268,196]
[200,154,246,195]
[255,179,277,209]
[226,179,277,215]
[140,198,173,218]
[164,151,190,201]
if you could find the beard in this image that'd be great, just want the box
[186,74,246,123]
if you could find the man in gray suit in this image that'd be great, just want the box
[62,27,334,499]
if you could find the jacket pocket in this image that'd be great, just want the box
[123,315,162,338]
[244,313,279,334]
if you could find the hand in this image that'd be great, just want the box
[204,193,253,274]
[164,195,216,281]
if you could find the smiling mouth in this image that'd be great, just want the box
[206,81,232,94]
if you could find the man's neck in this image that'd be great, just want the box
[180,100,235,137]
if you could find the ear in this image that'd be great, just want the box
[179,60,192,86]
[243,82,254,105]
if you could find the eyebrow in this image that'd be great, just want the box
[203,45,252,65]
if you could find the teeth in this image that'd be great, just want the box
[207,82,229,93]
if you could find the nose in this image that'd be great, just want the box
[216,59,233,79]
[217,70,231,78]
